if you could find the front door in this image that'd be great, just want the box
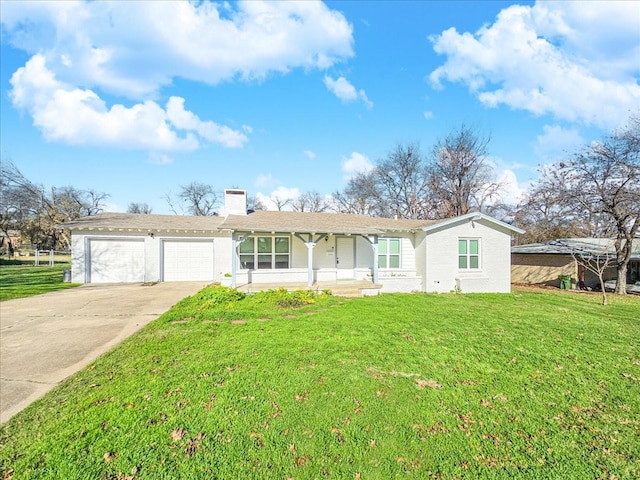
[336,237,355,279]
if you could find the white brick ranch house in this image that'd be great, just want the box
[63,190,524,294]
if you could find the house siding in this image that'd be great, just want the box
[511,254,575,287]
[425,219,513,293]
[71,231,228,284]
[414,231,427,292]
[313,236,338,269]
[67,212,521,293]
[511,253,622,289]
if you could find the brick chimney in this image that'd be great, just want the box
[224,189,247,216]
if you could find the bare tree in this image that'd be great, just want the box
[429,125,502,217]
[166,182,219,216]
[53,186,108,218]
[514,181,587,245]
[48,187,109,247]
[332,144,432,219]
[1,159,108,249]
[292,191,331,213]
[272,194,293,211]
[127,202,153,214]
[332,171,383,216]
[246,195,266,212]
[538,118,640,294]
[375,143,433,219]
[1,162,35,253]
[551,240,617,306]
[332,133,503,220]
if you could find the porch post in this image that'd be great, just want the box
[231,232,238,288]
[371,235,379,284]
[306,241,314,287]
[295,233,325,287]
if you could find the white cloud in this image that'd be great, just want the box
[166,97,248,148]
[429,1,640,129]
[1,1,354,99]
[255,186,300,211]
[2,1,353,151]
[423,111,433,119]
[9,54,246,150]
[496,169,527,205]
[342,152,374,179]
[304,150,316,160]
[324,75,373,109]
[534,124,585,162]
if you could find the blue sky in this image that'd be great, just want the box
[1,1,638,214]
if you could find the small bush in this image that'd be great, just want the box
[253,288,327,308]
[161,285,336,323]
[166,284,246,320]
[189,284,246,305]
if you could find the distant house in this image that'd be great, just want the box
[0,229,22,256]
[511,238,640,289]
[62,189,524,294]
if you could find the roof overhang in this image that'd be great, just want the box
[423,211,525,235]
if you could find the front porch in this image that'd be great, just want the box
[231,279,383,297]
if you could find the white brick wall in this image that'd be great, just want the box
[424,219,513,293]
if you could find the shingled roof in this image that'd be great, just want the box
[61,210,438,235]
[219,210,437,235]
[62,212,225,233]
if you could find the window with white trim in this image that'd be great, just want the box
[378,238,401,268]
[239,236,290,269]
[458,239,480,269]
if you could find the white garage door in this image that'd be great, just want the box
[163,240,214,281]
[89,238,145,283]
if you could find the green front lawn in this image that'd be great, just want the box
[1,286,639,479]
[0,263,79,301]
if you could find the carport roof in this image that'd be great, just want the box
[219,210,437,235]
[62,212,225,233]
[512,238,640,258]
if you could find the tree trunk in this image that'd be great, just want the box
[615,265,628,295]
[597,271,608,306]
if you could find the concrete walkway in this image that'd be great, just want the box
[0,282,207,424]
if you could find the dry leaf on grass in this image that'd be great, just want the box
[415,379,442,389]
[185,433,206,456]
[171,428,186,441]
[294,455,310,466]
[103,452,117,463]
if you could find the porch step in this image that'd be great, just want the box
[235,280,382,297]
[326,282,382,297]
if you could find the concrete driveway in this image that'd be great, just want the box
[0,282,207,424]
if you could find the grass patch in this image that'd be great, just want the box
[0,264,79,301]
[1,286,639,479]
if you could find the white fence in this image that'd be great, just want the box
[34,249,57,266]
